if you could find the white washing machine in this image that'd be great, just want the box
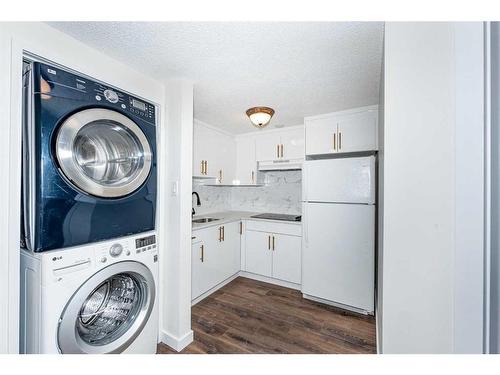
[20,232,159,354]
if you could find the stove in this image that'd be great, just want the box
[250,213,302,222]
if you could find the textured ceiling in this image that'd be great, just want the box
[48,22,384,134]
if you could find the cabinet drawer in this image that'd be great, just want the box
[245,220,302,236]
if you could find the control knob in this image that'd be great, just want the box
[103,89,119,103]
[109,243,123,258]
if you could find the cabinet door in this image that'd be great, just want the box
[272,233,301,284]
[191,240,209,300]
[219,222,241,281]
[255,133,281,161]
[213,132,236,184]
[193,125,210,176]
[336,110,378,153]
[305,116,338,156]
[245,230,272,277]
[280,128,305,160]
[235,137,257,184]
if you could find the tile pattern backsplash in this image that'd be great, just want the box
[192,170,302,216]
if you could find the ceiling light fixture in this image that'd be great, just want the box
[246,107,275,128]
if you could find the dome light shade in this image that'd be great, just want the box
[246,107,275,128]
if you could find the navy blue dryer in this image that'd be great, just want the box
[22,62,157,252]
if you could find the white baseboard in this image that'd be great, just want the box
[302,293,374,316]
[159,329,194,352]
[239,271,301,290]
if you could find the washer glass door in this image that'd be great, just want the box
[58,261,155,354]
[55,108,152,198]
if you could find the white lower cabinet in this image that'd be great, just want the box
[245,230,273,277]
[192,219,302,302]
[272,233,301,284]
[245,221,302,284]
[191,222,241,301]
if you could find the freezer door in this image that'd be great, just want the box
[302,202,375,312]
[303,156,375,204]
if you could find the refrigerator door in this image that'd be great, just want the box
[302,202,375,312]
[303,156,375,204]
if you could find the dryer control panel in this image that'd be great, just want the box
[35,62,156,125]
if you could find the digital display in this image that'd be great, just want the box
[132,98,146,111]
[136,235,156,249]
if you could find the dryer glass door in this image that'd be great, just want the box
[55,108,152,198]
[57,261,155,354]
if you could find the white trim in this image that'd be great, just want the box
[484,21,492,354]
[239,272,301,290]
[191,273,240,305]
[453,22,486,354]
[302,294,373,316]
[234,123,304,139]
[159,329,194,352]
[304,104,379,122]
[194,118,235,138]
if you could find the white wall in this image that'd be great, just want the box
[159,80,194,350]
[0,22,192,353]
[381,22,485,353]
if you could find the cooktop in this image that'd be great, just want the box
[250,213,302,222]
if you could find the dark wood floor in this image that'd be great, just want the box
[157,277,376,354]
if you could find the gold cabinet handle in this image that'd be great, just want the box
[339,132,342,150]
[222,226,225,241]
[200,244,204,262]
[200,160,204,175]
[239,221,243,235]
[280,144,284,158]
[251,170,255,184]
[272,235,275,251]
[268,235,271,250]
[276,144,279,159]
[333,133,336,151]
[218,169,223,183]
[218,227,222,242]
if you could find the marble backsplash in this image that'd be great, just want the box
[192,170,302,216]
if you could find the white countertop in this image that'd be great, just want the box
[191,210,302,231]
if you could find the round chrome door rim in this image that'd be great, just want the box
[57,261,155,354]
[55,108,153,198]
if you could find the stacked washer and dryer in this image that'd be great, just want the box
[20,61,159,354]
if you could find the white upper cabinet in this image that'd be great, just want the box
[255,133,282,161]
[305,105,378,156]
[280,128,305,160]
[235,136,257,184]
[193,120,235,183]
[255,127,305,162]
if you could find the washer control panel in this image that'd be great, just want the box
[135,234,156,254]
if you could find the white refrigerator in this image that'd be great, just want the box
[302,155,375,314]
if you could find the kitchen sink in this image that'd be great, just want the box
[192,217,220,224]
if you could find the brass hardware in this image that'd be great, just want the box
[218,169,223,183]
[333,133,336,151]
[339,132,342,150]
[276,144,279,159]
[251,171,255,184]
[205,160,208,175]
[218,227,222,242]
[222,226,225,241]
[239,222,243,235]
[200,244,204,262]
[280,144,284,158]
[272,236,275,251]
[268,235,271,250]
